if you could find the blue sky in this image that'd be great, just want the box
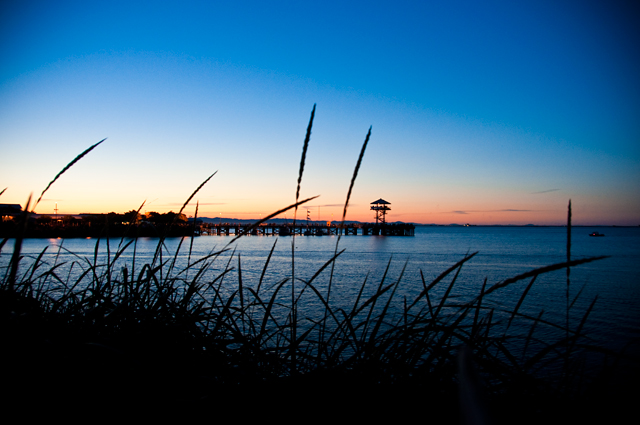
[1,0,638,225]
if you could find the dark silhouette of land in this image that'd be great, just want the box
[0,210,193,238]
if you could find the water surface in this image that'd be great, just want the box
[2,226,638,354]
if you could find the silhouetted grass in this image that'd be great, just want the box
[1,113,636,422]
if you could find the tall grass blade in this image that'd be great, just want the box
[323,126,371,352]
[294,104,315,220]
[570,283,586,310]
[472,278,488,341]
[259,278,290,346]
[504,275,537,335]
[152,172,217,266]
[7,194,31,290]
[408,252,477,311]
[432,260,464,321]
[257,239,278,294]
[348,272,370,320]
[177,172,217,220]
[359,258,394,345]
[291,104,315,375]
[566,199,572,348]
[34,138,105,208]
[116,200,145,252]
[367,259,407,347]
[483,256,608,297]
[238,254,245,333]
[567,296,598,359]
[522,310,544,363]
[339,126,370,227]
[187,201,199,269]
[419,269,435,321]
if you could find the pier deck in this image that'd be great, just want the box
[196,223,414,236]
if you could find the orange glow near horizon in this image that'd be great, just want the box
[25,194,638,226]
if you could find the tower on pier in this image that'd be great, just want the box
[370,198,391,224]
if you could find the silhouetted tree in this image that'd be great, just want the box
[123,210,141,223]
[36,215,52,225]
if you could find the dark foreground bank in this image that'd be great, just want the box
[2,241,638,424]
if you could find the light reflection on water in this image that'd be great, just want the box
[2,226,639,354]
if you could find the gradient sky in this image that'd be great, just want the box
[1,0,638,225]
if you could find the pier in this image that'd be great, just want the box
[196,197,414,237]
[196,222,415,236]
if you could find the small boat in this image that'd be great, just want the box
[589,232,605,237]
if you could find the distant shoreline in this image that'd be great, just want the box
[192,217,637,227]
[413,224,639,228]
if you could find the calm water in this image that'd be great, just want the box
[2,226,639,353]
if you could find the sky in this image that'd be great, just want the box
[1,0,638,225]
